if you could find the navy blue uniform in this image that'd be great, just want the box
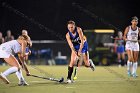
[68,28,88,53]
[116,39,125,53]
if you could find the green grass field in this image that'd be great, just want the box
[0,65,140,93]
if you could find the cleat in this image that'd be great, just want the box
[136,74,138,77]
[18,81,29,86]
[0,73,10,84]
[89,59,95,71]
[127,70,131,77]
[118,65,121,68]
[22,82,29,86]
[132,73,138,78]
[66,79,72,84]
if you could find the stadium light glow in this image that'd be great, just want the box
[94,29,114,33]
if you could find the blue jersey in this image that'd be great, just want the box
[116,39,124,46]
[68,28,81,46]
[68,27,88,53]
[116,37,125,53]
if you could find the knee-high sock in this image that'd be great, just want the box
[127,61,132,71]
[15,69,25,81]
[132,62,138,74]
[67,66,73,80]
[2,67,18,76]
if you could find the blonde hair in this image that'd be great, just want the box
[18,34,32,47]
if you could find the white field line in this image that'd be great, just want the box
[5,79,125,84]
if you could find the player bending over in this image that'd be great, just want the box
[0,34,31,85]
[66,20,95,83]
[16,29,32,85]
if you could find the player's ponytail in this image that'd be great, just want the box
[18,34,32,47]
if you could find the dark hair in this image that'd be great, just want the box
[67,20,76,25]
[132,16,138,21]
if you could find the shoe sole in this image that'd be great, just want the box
[89,60,95,71]
[0,75,10,84]
[18,83,29,86]
[91,63,95,71]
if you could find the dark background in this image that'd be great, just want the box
[0,0,139,40]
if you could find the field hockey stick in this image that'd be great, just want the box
[110,36,140,42]
[110,36,123,40]
[30,74,64,83]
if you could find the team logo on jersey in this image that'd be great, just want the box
[2,47,6,50]
[131,33,137,36]
[72,37,81,43]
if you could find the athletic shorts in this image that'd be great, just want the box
[0,46,11,58]
[74,41,88,53]
[117,45,125,53]
[125,42,139,51]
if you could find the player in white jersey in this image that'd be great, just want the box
[123,16,140,78]
[16,30,32,85]
[0,34,32,85]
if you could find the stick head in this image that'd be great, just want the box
[58,77,64,83]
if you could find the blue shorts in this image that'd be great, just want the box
[74,41,88,53]
[117,45,125,53]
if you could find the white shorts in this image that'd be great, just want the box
[0,46,11,58]
[125,42,139,51]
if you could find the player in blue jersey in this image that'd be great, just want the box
[114,31,125,67]
[66,20,95,83]
[21,30,32,61]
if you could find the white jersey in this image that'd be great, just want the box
[125,26,139,51]
[127,26,139,41]
[0,40,21,58]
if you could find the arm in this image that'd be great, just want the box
[123,27,129,41]
[21,41,27,57]
[77,27,84,53]
[18,55,30,76]
[66,33,77,55]
[139,28,140,37]
[26,50,31,56]
[2,38,4,43]
[139,28,140,43]
[114,36,118,46]
[20,41,30,76]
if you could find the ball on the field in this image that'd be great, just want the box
[73,76,77,80]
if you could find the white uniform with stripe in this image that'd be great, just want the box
[125,26,139,51]
[0,40,21,58]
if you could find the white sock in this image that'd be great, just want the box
[132,62,138,74]
[2,67,18,76]
[15,69,25,81]
[127,61,132,71]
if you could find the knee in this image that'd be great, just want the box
[128,57,134,62]
[133,58,138,62]
[69,61,74,67]
[84,60,90,67]
[16,66,21,71]
[14,65,21,71]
